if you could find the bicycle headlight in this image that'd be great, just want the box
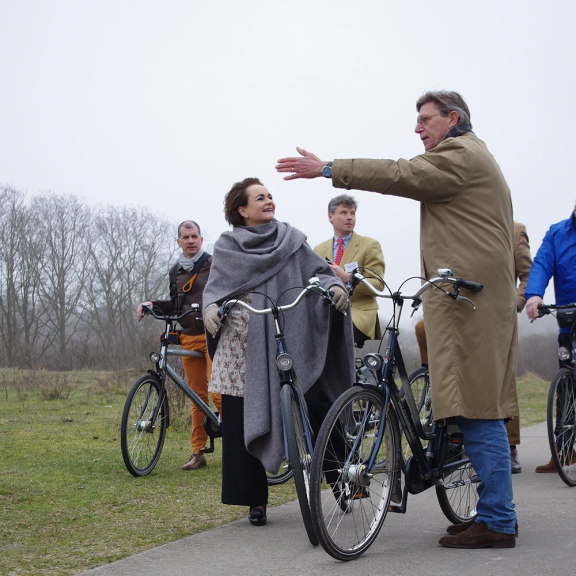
[364,353,383,372]
[276,353,293,371]
[150,352,161,363]
[558,347,571,362]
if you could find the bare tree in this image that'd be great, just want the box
[0,186,47,366]
[32,193,91,368]
[81,205,175,368]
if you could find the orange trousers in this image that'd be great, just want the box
[179,333,222,454]
[414,318,520,446]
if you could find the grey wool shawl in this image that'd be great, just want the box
[203,220,355,473]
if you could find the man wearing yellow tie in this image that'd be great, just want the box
[314,194,385,347]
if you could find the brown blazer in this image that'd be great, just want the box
[513,221,532,312]
[314,232,384,339]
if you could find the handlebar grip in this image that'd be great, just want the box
[536,306,550,318]
[457,280,484,293]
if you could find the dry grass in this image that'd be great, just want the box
[0,368,551,575]
[0,368,296,576]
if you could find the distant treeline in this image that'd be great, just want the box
[0,185,177,370]
[1,184,559,379]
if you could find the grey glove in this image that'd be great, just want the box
[204,304,221,337]
[329,285,349,313]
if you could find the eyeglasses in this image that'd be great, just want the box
[416,113,441,127]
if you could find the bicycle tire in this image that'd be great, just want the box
[266,459,294,485]
[309,386,399,561]
[547,367,576,487]
[402,366,431,462]
[121,375,167,477]
[435,427,479,523]
[281,384,318,545]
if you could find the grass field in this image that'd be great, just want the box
[0,368,549,576]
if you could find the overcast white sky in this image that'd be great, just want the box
[1,0,572,332]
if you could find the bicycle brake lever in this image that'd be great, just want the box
[455,295,476,309]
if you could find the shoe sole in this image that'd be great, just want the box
[447,523,519,537]
[182,462,207,470]
[535,469,558,473]
[439,539,516,549]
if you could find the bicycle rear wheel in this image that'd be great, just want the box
[547,367,576,487]
[121,375,167,477]
[280,384,318,545]
[402,366,431,462]
[436,427,479,523]
[266,459,293,485]
[309,386,399,561]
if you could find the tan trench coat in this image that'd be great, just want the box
[332,132,518,421]
[314,231,384,339]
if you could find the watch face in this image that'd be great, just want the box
[322,165,332,178]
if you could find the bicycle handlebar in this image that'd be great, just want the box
[141,303,201,323]
[536,303,576,318]
[350,268,483,305]
[218,277,334,320]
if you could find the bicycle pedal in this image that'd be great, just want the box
[448,432,464,444]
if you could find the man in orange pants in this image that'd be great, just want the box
[137,220,222,470]
[414,220,532,473]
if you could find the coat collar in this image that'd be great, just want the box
[443,123,474,141]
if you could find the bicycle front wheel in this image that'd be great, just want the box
[280,384,318,545]
[121,375,167,477]
[547,367,576,487]
[310,386,399,561]
[436,427,479,523]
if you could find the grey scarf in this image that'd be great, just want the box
[178,249,206,272]
[203,220,307,303]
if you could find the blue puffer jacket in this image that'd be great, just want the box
[525,211,576,332]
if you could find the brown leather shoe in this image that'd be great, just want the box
[182,453,207,470]
[447,519,518,537]
[535,456,558,473]
[446,518,476,535]
[439,521,516,549]
[510,446,522,474]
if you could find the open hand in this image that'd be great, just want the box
[275,147,326,180]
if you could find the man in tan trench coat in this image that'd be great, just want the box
[276,90,518,549]
[413,220,532,474]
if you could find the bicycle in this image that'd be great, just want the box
[309,268,483,561]
[120,305,223,477]
[535,303,576,487]
[217,277,341,546]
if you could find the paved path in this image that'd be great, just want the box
[82,422,576,576]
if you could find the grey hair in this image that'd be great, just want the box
[328,194,358,214]
[177,220,201,237]
[416,90,472,128]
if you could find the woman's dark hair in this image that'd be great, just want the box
[224,177,263,227]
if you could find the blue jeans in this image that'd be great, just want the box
[454,417,517,534]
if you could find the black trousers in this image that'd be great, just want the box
[221,382,343,507]
[221,394,268,507]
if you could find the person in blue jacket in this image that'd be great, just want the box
[525,202,576,472]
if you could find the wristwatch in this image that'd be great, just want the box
[322,161,333,178]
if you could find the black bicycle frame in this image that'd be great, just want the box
[274,314,315,459]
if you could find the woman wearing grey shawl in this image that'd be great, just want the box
[203,178,355,526]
